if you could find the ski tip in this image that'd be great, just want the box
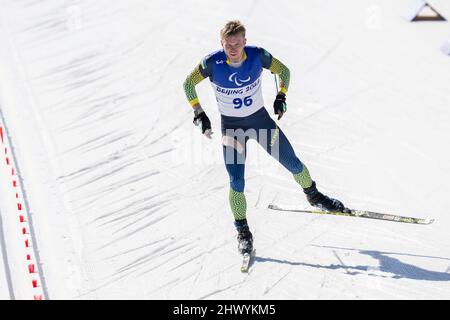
[415,218,435,225]
[240,250,256,273]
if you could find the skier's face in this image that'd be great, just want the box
[221,34,246,63]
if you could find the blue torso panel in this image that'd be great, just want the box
[199,46,272,117]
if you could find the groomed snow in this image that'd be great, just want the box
[0,0,449,299]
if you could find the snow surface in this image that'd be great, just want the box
[0,0,450,299]
[0,211,13,300]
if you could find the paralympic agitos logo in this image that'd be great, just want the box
[228,72,251,86]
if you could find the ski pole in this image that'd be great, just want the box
[273,74,279,94]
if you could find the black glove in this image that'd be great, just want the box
[273,93,287,120]
[193,111,212,137]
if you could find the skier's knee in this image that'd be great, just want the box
[230,177,245,192]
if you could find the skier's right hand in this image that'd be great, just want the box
[193,110,213,139]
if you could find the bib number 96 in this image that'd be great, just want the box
[233,96,253,109]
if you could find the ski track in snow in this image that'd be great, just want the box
[0,0,449,299]
[0,209,15,299]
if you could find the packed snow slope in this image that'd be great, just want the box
[0,0,449,299]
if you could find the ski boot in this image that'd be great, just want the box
[234,219,253,255]
[303,181,349,213]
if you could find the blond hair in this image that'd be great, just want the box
[220,20,246,39]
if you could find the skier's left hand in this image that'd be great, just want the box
[273,93,287,120]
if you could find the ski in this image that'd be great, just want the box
[268,204,434,225]
[240,250,255,273]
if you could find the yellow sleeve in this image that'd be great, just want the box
[183,65,206,107]
[269,57,290,95]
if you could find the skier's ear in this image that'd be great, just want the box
[243,37,247,46]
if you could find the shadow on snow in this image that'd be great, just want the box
[254,246,450,282]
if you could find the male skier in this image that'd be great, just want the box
[183,21,347,256]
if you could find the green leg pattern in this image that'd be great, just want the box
[229,189,247,221]
[293,164,313,189]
